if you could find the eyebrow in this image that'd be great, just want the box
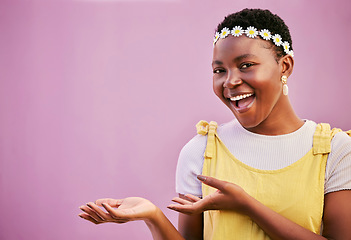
[212,54,257,66]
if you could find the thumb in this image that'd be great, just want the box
[95,198,122,207]
[197,175,228,192]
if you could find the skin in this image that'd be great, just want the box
[175,35,351,239]
[177,195,203,240]
[212,35,303,135]
[79,35,351,239]
[79,197,184,240]
[78,176,351,239]
[171,176,351,240]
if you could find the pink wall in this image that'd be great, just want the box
[1,0,350,239]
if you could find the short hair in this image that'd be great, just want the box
[216,9,293,59]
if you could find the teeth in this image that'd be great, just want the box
[230,93,253,101]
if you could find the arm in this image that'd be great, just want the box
[79,197,184,240]
[145,207,185,240]
[322,190,351,239]
[177,194,203,240]
[246,189,351,240]
[169,175,351,240]
[174,131,207,239]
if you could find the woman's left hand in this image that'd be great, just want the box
[168,175,252,215]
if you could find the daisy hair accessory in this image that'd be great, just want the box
[281,75,288,96]
[213,26,294,57]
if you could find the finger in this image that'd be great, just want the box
[197,175,227,192]
[86,202,109,221]
[101,202,130,221]
[95,198,123,207]
[80,205,104,222]
[171,197,193,205]
[78,213,101,225]
[184,194,201,202]
[179,194,199,203]
[167,204,198,215]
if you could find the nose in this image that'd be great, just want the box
[223,71,243,88]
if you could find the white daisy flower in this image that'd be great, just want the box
[288,50,294,57]
[213,32,220,45]
[272,34,282,46]
[231,26,244,37]
[259,29,271,40]
[245,26,258,38]
[282,41,290,54]
[220,27,230,38]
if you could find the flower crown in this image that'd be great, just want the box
[213,26,294,57]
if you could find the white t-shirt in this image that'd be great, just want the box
[176,120,351,197]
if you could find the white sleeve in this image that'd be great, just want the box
[325,131,351,194]
[175,134,207,197]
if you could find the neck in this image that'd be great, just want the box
[245,98,304,136]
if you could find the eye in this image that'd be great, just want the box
[240,63,254,69]
[213,68,225,74]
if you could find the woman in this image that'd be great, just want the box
[79,9,351,240]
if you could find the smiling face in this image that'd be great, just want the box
[212,35,292,133]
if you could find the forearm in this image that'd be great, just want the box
[178,213,204,240]
[145,207,185,240]
[246,196,327,240]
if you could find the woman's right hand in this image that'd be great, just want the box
[79,197,158,224]
[79,197,185,240]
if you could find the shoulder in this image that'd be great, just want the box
[175,125,208,196]
[329,130,351,168]
[179,133,207,158]
[178,120,234,158]
[325,127,351,194]
[329,128,351,161]
[331,130,351,147]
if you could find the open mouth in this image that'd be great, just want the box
[229,93,255,112]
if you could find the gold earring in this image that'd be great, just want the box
[281,75,288,96]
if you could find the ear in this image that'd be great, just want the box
[280,54,294,77]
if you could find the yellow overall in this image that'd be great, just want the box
[196,120,350,240]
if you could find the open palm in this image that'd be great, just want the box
[79,197,157,224]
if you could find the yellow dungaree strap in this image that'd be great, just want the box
[314,123,351,155]
[196,120,350,240]
[196,120,218,159]
[313,123,332,155]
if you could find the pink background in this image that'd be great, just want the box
[1,0,350,239]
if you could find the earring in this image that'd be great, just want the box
[281,75,288,96]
